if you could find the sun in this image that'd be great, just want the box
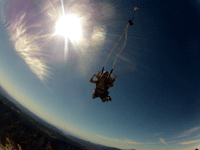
[56,15,82,42]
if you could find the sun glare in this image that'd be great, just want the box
[56,15,82,42]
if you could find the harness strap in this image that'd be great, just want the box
[96,88,106,91]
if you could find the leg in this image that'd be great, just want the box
[102,91,111,102]
[105,96,111,102]
[108,96,112,101]
[92,88,98,99]
[92,94,96,99]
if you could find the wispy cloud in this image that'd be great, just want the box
[96,135,120,142]
[118,54,136,67]
[5,12,51,82]
[2,0,96,82]
[179,140,200,145]
[159,138,168,145]
[167,134,200,145]
[124,139,143,145]
[177,126,200,138]
[96,135,143,145]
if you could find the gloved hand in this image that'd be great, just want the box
[113,75,117,79]
[97,71,101,75]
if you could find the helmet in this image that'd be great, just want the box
[103,71,109,74]
[102,71,109,78]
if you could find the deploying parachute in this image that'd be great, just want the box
[90,7,139,102]
[103,7,139,74]
[134,6,139,11]
[129,7,138,25]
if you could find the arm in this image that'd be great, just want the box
[95,71,102,79]
[113,75,117,82]
[106,77,114,87]
[107,75,117,87]
[90,74,97,83]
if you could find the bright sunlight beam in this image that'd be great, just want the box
[56,15,82,42]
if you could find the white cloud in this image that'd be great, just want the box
[96,135,120,142]
[6,13,51,82]
[159,138,168,145]
[96,135,143,145]
[124,139,143,145]
[179,140,200,145]
[177,126,200,138]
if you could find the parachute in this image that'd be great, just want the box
[134,7,139,11]
[129,7,138,26]
[100,7,139,77]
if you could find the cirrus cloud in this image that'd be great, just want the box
[96,134,143,145]
[179,140,200,145]
[177,126,200,138]
[159,138,168,145]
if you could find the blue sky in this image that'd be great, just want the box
[0,0,200,149]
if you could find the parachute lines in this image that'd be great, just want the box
[102,7,138,72]
[103,23,129,68]
[112,24,129,69]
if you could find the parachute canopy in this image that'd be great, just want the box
[134,7,139,11]
[129,7,138,25]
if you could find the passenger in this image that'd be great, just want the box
[90,71,117,102]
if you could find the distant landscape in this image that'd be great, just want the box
[0,88,199,150]
[0,87,121,150]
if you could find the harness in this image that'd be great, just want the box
[94,74,112,98]
[95,83,109,97]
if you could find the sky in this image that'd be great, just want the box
[0,0,200,149]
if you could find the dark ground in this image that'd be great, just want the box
[0,88,121,150]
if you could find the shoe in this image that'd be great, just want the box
[107,96,111,101]
[102,98,106,102]
[92,94,96,99]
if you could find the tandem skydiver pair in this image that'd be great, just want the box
[90,7,138,102]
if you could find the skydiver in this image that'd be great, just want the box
[90,71,113,102]
[90,71,117,102]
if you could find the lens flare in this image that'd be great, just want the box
[1,0,117,81]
